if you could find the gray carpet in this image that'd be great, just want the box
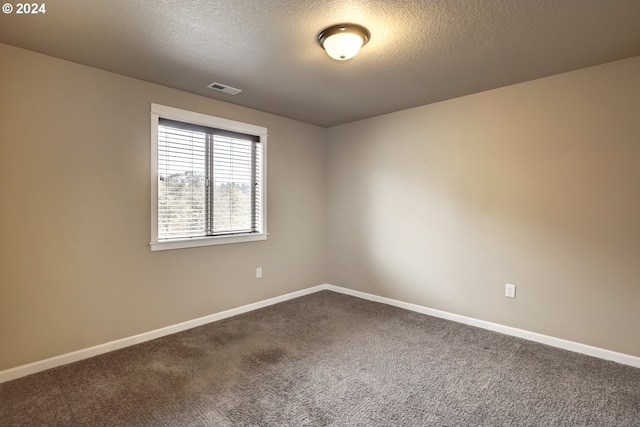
[1,290,639,426]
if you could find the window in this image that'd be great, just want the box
[150,104,267,251]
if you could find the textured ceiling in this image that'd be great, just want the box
[1,0,640,127]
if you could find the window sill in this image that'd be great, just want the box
[150,233,267,251]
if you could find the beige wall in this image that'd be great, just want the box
[2,42,639,371]
[327,56,640,357]
[0,43,328,370]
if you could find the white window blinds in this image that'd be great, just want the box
[157,118,262,241]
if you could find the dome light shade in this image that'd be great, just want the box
[317,24,370,61]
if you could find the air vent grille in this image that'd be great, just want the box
[207,82,242,95]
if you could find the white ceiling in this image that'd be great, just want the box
[2,0,640,127]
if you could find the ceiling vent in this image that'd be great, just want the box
[207,82,242,95]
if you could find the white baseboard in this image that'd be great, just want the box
[2,283,638,383]
[0,285,325,384]
[322,284,640,369]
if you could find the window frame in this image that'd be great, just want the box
[150,103,267,251]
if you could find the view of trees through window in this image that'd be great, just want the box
[157,125,256,240]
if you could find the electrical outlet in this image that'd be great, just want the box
[256,267,262,279]
[505,283,516,298]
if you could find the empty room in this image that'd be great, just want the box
[1,1,639,425]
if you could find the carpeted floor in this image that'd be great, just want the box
[1,290,639,426]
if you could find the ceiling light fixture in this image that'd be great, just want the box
[317,23,370,61]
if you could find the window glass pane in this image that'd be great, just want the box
[158,125,206,239]
[212,136,254,234]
